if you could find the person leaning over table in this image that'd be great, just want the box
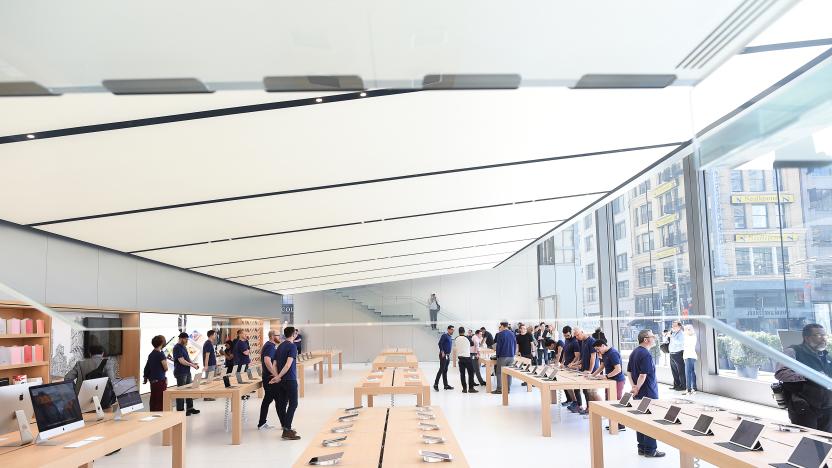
[627,329,665,458]
[143,334,169,412]
[561,325,581,409]
[480,327,495,349]
[492,321,517,394]
[271,326,302,440]
[173,332,200,416]
[575,327,599,415]
[454,327,477,393]
[516,324,535,386]
[775,323,832,432]
[591,338,627,432]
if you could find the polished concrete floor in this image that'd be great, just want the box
[89,362,786,467]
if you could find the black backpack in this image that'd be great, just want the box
[85,359,116,408]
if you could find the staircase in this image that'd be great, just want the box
[332,286,455,338]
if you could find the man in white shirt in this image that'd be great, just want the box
[454,327,477,393]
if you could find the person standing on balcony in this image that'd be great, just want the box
[669,321,686,392]
[434,325,454,391]
[428,293,440,330]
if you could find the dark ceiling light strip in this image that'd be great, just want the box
[185,219,559,269]
[102,78,213,95]
[571,74,677,89]
[0,81,60,97]
[127,191,607,254]
[422,74,522,90]
[249,251,517,287]
[29,142,680,226]
[493,143,690,269]
[741,38,832,54]
[263,75,365,92]
[221,237,535,279]
[0,88,418,145]
[268,261,500,293]
[495,46,832,270]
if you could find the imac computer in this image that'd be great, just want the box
[0,383,35,446]
[191,372,203,389]
[29,381,85,443]
[114,378,144,420]
[77,377,110,420]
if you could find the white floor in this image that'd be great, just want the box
[90,362,788,468]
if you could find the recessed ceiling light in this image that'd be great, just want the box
[315,98,323,103]
[26,134,35,139]
[359,92,367,97]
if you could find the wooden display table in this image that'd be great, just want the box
[0,411,185,468]
[501,366,617,437]
[589,399,823,468]
[354,368,431,407]
[372,354,419,370]
[310,349,343,378]
[380,347,414,355]
[452,346,495,367]
[292,406,468,468]
[162,377,261,445]
[297,356,325,398]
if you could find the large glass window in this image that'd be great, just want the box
[751,204,768,228]
[733,205,746,229]
[614,221,626,240]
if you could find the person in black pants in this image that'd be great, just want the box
[172,332,200,415]
[454,327,477,393]
[434,325,455,391]
[516,324,535,386]
[257,330,280,430]
[776,323,832,432]
[271,326,301,440]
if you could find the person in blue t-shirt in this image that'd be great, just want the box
[271,326,301,440]
[493,321,517,394]
[172,332,200,415]
[571,328,598,415]
[434,326,455,391]
[592,338,627,432]
[202,330,217,372]
[234,330,251,370]
[626,329,665,458]
[560,326,581,408]
[143,334,169,412]
[257,330,280,430]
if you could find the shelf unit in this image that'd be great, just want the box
[0,303,52,385]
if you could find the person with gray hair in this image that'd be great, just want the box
[492,321,517,394]
[257,329,280,430]
[627,329,665,458]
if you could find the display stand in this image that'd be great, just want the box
[91,395,105,421]
[0,409,34,447]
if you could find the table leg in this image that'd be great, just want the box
[423,386,431,406]
[318,361,324,384]
[172,420,185,468]
[299,365,306,398]
[486,364,493,393]
[354,390,361,408]
[368,395,374,408]
[327,356,333,378]
[680,452,695,468]
[541,383,552,437]
[527,378,532,392]
[607,383,619,435]
[338,353,343,370]
[501,373,509,406]
[590,407,604,468]
[79,463,93,468]
[162,392,172,446]
[231,394,242,445]
[417,391,422,406]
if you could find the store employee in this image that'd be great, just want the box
[234,330,251,370]
[203,330,217,372]
[173,332,200,415]
[627,329,664,458]
[272,327,301,441]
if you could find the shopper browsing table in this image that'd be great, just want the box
[591,338,626,431]
[626,329,665,458]
[144,334,169,411]
[258,330,280,431]
[271,326,301,440]
[434,325,454,391]
[234,330,251,371]
[492,321,516,395]
[471,329,487,386]
[172,332,200,416]
[516,324,535,386]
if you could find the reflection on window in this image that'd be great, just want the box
[751,204,768,228]
[616,254,628,272]
[733,205,746,229]
[586,264,595,280]
[614,221,626,240]
[617,281,629,298]
[748,170,766,191]
[731,171,744,191]
[638,266,655,288]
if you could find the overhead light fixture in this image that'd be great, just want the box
[422,74,522,90]
[0,81,60,97]
[359,92,367,97]
[26,134,35,139]
[571,74,677,89]
[315,98,323,103]
[102,78,213,95]
[263,75,365,92]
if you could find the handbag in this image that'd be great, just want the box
[660,342,670,354]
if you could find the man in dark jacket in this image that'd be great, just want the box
[480,327,495,349]
[434,326,455,391]
[775,323,832,431]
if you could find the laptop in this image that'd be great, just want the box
[613,392,633,408]
[682,414,715,436]
[628,397,652,415]
[771,437,832,468]
[655,405,682,425]
[721,419,765,451]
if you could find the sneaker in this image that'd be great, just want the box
[186,409,200,415]
[644,451,666,458]
[462,389,468,394]
[605,424,626,431]
[433,384,439,392]
[492,390,502,394]
[282,429,301,440]
[444,386,454,390]
[690,390,697,395]
[560,402,572,407]
[521,382,528,386]
[469,389,479,393]
[578,409,589,415]
[258,423,276,430]
[568,406,581,413]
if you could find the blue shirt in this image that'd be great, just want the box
[294,334,303,353]
[602,348,626,382]
[172,343,192,376]
[274,341,298,381]
[627,346,658,399]
[438,333,453,355]
[145,349,166,381]
[580,336,598,371]
[202,340,216,367]
[562,337,579,365]
[495,330,517,358]
[234,340,251,365]
[669,330,685,353]
[261,340,276,381]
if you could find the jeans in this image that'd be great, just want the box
[637,430,658,454]
[434,354,450,387]
[685,358,697,391]
[669,351,686,389]
[429,309,438,329]
[258,381,278,427]
[537,348,547,365]
[174,373,194,411]
[276,379,299,430]
[458,357,475,391]
[149,380,167,412]
[472,356,486,384]
[495,357,513,391]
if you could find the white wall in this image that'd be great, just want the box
[293,246,538,362]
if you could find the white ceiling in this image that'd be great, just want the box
[0,1,798,294]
